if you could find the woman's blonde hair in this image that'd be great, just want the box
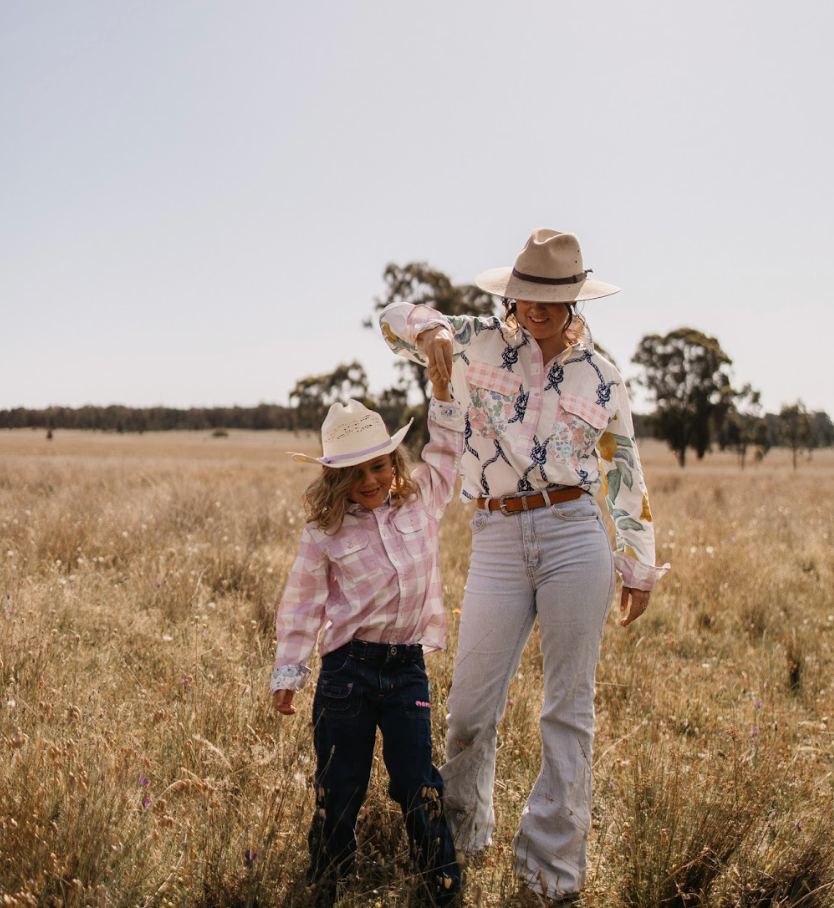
[302,447,418,533]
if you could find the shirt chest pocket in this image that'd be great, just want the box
[466,360,523,438]
[556,392,611,456]
[466,360,523,398]
[393,510,430,562]
[327,532,370,576]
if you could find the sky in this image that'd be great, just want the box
[2,1,832,415]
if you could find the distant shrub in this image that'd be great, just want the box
[212,428,229,438]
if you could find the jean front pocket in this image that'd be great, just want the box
[470,508,490,535]
[549,497,598,522]
[319,647,352,676]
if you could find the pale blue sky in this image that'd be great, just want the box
[2,1,832,413]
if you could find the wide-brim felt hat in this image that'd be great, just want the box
[475,228,620,303]
[289,399,412,469]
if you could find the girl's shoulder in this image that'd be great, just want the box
[305,512,367,547]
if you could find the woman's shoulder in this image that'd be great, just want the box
[566,343,622,380]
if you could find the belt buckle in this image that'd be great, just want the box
[498,495,512,516]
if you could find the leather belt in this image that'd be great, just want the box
[476,487,587,515]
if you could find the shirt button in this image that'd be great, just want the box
[390,646,397,655]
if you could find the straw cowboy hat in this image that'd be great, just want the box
[475,228,620,303]
[290,399,412,468]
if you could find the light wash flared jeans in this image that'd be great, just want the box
[440,493,616,899]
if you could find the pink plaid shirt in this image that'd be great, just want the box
[271,398,464,692]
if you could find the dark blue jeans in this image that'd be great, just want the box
[308,639,460,904]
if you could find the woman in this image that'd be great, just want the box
[379,228,669,905]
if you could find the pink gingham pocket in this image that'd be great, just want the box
[559,393,610,431]
[328,532,369,561]
[466,360,522,397]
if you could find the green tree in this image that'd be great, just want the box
[289,361,370,431]
[778,400,813,470]
[809,409,834,449]
[367,262,496,448]
[721,383,765,470]
[633,328,734,468]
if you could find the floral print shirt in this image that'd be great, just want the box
[380,303,670,592]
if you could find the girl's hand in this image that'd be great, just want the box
[418,327,453,384]
[619,587,650,627]
[273,689,296,715]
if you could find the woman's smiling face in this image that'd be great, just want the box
[514,300,571,359]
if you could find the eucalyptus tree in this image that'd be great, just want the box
[633,327,734,467]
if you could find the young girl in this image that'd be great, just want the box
[271,373,463,907]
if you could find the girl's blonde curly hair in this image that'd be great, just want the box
[302,447,418,534]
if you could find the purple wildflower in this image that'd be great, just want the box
[139,776,149,787]
[142,797,151,809]
[797,821,804,831]
[750,726,758,738]
[755,700,762,709]
[244,849,257,866]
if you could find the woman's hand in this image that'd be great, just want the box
[272,689,296,715]
[619,587,650,627]
[418,326,453,384]
[428,366,451,402]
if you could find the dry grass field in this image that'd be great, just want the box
[2,429,833,907]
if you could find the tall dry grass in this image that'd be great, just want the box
[1,430,833,907]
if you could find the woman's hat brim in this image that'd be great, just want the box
[475,267,620,303]
[289,419,413,468]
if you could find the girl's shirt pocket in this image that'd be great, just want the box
[393,509,430,562]
[465,360,523,439]
[325,531,372,579]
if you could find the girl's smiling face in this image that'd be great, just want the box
[347,454,395,509]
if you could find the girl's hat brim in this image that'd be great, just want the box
[475,266,620,303]
[289,419,413,468]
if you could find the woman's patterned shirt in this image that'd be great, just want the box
[380,302,670,592]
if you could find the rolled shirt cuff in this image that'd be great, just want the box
[270,664,312,694]
[613,553,671,592]
[406,307,448,341]
[429,396,464,432]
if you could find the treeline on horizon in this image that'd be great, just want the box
[3,401,833,451]
[0,404,296,433]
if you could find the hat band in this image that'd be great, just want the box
[320,437,393,465]
[512,267,592,285]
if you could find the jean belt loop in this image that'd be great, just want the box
[521,494,530,511]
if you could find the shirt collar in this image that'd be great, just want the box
[346,495,392,516]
